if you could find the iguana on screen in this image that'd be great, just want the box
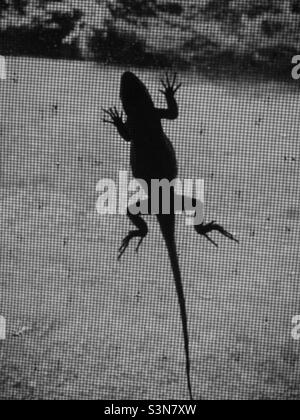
[103,71,238,400]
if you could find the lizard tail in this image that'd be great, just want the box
[158,216,193,400]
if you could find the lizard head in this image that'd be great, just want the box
[120,71,155,117]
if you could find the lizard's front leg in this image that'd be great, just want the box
[157,72,182,120]
[102,106,131,142]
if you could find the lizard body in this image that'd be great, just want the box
[103,71,238,400]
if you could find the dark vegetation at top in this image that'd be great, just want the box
[0,1,299,76]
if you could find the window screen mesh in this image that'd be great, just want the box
[0,0,299,401]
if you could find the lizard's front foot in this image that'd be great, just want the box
[195,221,239,247]
[118,230,147,260]
[159,72,182,98]
[102,107,124,127]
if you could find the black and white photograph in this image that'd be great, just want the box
[0,0,300,404]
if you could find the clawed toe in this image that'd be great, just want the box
[135,236,145,253]
[203,234,218,248]
[118,237,130,260]
[221,230,239,243]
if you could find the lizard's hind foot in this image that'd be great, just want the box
[118,230,147,260]
[118,210,149,260]
[195,221,239,247]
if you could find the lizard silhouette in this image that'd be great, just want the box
[103,71,238,400]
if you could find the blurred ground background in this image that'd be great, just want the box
[1,1,300,75]
[0,56,299,399]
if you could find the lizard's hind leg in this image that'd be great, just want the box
[195,221,239,247]
[177,193,239,247]
[118,201,149,260]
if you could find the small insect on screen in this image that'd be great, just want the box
[0,0,299,404]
